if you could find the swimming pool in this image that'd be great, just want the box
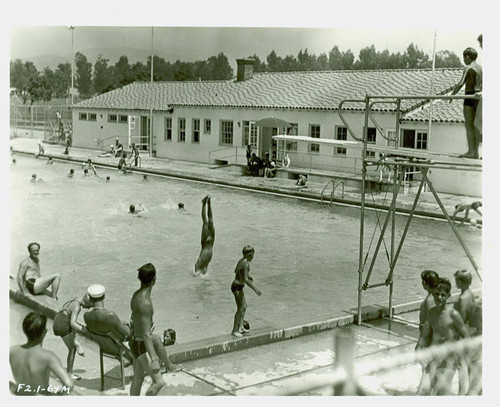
[10,155,482,343]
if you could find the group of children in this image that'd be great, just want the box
[416,269,481,395]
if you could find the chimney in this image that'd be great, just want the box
[236,58,255,82]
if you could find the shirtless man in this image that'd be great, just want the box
[10,312,73,395]
[129,263,166,396]
[416,277,470,395]
[194,195,215,276]
[452,201,482,225]
[17,243,61,300]
[415,270,439,395]
[453,270,476,394]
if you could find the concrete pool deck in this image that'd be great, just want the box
[10,136,482,221]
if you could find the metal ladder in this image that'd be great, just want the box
[321,179,345,204]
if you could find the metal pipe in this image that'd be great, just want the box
[425,175,482,280]
[395,99,401,148]
[386,169,428,282]
[363,169,404,287]
[338,99,365,142]
[357,96,370,325]
[389,164,398,318]
[149,27,154,158]
[368,100,398,141]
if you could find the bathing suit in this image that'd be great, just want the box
[129,337,147,358]
[463,62,482,108]
[231,281,245,292]
[53,299,79,337]
[25,278,36,295]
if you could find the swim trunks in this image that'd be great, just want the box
[231,281,244,292]
[129,338,147,358]
[25,278,36,295]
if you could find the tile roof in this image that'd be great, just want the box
[400,89,466,123]
[74,68,462,120]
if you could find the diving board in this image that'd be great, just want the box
[272,135,482,165]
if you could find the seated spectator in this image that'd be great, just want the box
[98,145,115,158]
[246,144,252,166]
[83,284,131,342]
[262,152,276,178]
[248,153,262,176]
[297,174,308,187]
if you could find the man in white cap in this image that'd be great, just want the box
[83,284,131,343]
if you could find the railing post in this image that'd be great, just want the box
[333,328,357,395]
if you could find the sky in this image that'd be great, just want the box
[6,0,492,72]
[9,26,482,72]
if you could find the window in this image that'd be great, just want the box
[119,115,128,123]
[88,113,97,121]
[192,119,200,143]
[79,112,87,120]
[204,119,211,134]
[309,124,320,153]
[178,118,186,142]
[387,130,397,147]
[401,129,428,150]
[366,127,376,157]
[242,121,258,148]
[220,120,233,145]
[108,114,117,123]
[335,126,347,155]
[285,124,298,151]
[164,117,172,141]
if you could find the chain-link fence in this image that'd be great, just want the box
[10,105,72,144]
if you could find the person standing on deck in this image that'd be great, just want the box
[449,47,482,159]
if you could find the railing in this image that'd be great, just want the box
[321,179,345,204]
[207,146,244,168]
[281,329,482,396]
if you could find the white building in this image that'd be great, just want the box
[72,60,480,196]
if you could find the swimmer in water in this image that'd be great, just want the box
[194,195,215,276]
[67,169,75,178]
[30,174,37,182]
[178,203,186,212]
[82,159,97,176]
[47,158,53,165]
[105,176,111,182]
[143,175,148,181]
[12,159,16,164]
[83,169,90,176]
[129,204,145,215]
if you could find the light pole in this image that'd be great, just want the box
[69,26,75,105]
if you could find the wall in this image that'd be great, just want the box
[72,109,143,151]
[72,105,480,196]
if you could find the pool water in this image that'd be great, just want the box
[10,156,482,343]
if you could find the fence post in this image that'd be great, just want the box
[333,328,357,395]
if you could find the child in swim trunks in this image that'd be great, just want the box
[231,246,262,337]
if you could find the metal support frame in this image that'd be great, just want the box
[353,93,482,325]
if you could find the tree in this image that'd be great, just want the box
[27,73,53,105]
[282,54,298,72]
[53,63,71,98]
[266,50,283,72]
[355,45,378,70]
[207,53,232,80]
[93,54,112,95]
[10,59,39,104]
[247,54,266,72]
[113,56,134,86]
[75,52,93,98]
[435,51,462,68]
[404,43,431,69]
